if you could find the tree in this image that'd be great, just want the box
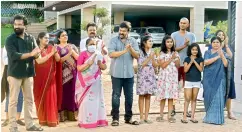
[209,21,228,35]
[80,7,111,39]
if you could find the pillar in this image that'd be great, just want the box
[57,12,65,29]
[114,11,124,25]
[190,6,205,42]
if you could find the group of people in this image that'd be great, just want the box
[1,14,236,132]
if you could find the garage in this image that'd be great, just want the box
[112,4,228,36]
[112,4,190,35]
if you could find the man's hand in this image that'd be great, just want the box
[184,38,190,46]
[125,44,132,50]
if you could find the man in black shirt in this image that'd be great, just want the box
[5,15,43,132]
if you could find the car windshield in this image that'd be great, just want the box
[148,28,165,33]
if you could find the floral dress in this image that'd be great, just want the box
[136,50,157,95]
[156,52,179,100]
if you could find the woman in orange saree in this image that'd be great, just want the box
[33,32,60,127]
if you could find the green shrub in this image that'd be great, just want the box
[1,27,13,47]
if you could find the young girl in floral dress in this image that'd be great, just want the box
[156,35,180,123]
[137,36,158,124]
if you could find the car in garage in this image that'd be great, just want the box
[49,28,81,47]
[135,27,166,45]
[112,25,141,45]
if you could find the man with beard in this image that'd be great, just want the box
[5,14,44,132]
[79,22,107,55]
[171,17,196,117]
[108,21,139,126]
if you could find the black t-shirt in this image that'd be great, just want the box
[184,57,204,82]
[5,33,36,78]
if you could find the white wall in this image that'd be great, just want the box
[44,1,57,20]
[111,1,227,9]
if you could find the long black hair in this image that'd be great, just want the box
[215,30,226,42]
[36,32,48,46]
[160,35,175,53]
[187,43,202,58]
[56,30,67,44]
[140,36,152,56]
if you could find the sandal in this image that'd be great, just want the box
[181,119,188,124]
[16,120,25,126]
[26,125,43,131]
[125,120,139,125]
[156,116,164,122]
[190,119,198,123]
[1,119,9,127]
[144,120,153,124]
[111,120,119,126]
[228,113,237,120]
[168,117,176,123]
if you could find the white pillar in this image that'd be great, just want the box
[190,6,205,42]
[65,15,72,28]
[57,12,66,29]
[80,9,87,39]
[114,11,124,25]
[233,1,242,117]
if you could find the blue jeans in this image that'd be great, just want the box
[5,88,23,113]
[111,76,134,121]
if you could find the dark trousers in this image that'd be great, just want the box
[111,76,134,121]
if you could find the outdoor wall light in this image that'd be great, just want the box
[52,6,56,11]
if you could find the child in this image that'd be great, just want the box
[75,38,108,128]
[156,35,180,123]
[137,36,158,124]
[181,43,204,124]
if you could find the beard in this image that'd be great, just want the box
[119,34,126,39]
[14,28,24,36]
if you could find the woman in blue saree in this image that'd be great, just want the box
[203,36,230,125]
[208,30,236,120]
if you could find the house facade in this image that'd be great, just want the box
[43,1,228,43]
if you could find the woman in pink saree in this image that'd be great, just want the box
[75,38,108,128]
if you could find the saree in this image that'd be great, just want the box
[208,45,236,99]
[203,49,231,125]
[75,51,108,129]
[56,44,78,121]
[33,45,58,127]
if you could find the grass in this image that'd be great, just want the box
[1,27,13,47]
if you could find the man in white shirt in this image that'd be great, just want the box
[79,22,107,55]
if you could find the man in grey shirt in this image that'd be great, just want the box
[171,17,196,117]
[108,21,139,126]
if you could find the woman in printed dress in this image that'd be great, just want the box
[75,38,108,128]
[156,35,180,123]
[33,32,60,127]
[137,36,158,124]
[55,30,79,122]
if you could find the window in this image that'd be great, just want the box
[140,28,146,33]
[147,28,165,33]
